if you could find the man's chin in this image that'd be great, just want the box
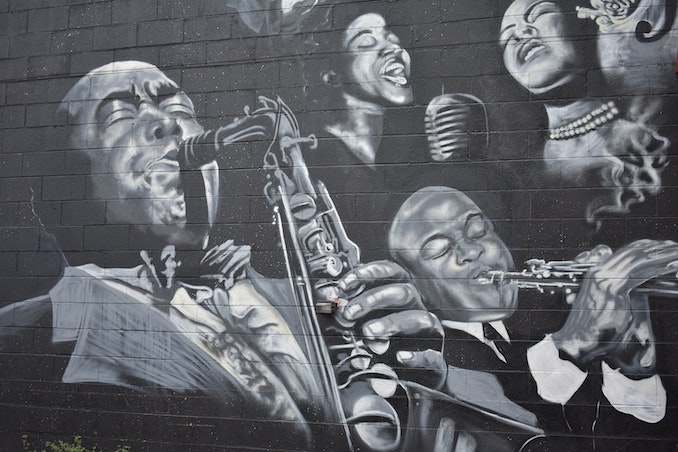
[499,283,519,313]
[469,283,518,322]
[463,306,512,323]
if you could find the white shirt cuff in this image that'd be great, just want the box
[527,334,588,405]
[601,361,666,423]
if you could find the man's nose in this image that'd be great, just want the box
[455,240,484,265]
[152,114,182,140]
[142,104,182,140]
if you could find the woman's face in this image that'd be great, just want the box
[500,0,579,94]
[341,13,413,106]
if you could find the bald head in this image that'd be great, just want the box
[390,187,480,264]
[59,61,198,148]
[58,61,208,246]
[389,187,517,322]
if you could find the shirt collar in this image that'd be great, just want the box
[442,319,511,363]
[442,319,511,343]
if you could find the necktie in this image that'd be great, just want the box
[483,323,510,363]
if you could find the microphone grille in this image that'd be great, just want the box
[424,93,488,162]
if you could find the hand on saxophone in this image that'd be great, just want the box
[200,239,251,290]
[337,259,447,388]
[552,239,678,375]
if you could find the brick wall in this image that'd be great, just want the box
[1,0,677,450]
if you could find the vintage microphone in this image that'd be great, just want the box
[424,93,489,162]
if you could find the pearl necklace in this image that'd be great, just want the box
[549,101,619,140]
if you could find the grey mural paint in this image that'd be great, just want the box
[253,96,540,451]
[222,0,327,34]
[1,0,678,450]
[2,61,542,451]
[388,186,678,436]
[424,93,490,162]
[302,11,413,168]
[500,0,671,224]
[577,0,678,95]
[58,61,214,247]
[29,62,324,437]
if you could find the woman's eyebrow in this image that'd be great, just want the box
[499,23,515,44]
[524,1,554,21]
[346,29,374,46]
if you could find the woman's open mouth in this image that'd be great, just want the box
[380,58,409,86]
[519,39,545,63]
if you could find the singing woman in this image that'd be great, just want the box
[500,0,670,225]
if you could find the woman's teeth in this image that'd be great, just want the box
[382,62,408,86]
[523,44,544,62]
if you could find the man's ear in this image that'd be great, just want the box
[321,70,342,87]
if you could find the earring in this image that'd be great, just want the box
[322,70,341,87]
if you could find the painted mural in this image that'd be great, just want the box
[0,0,677,451]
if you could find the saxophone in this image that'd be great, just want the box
[260,97,405,451]
[258,98,548,451]
[180,96,403,451]
[179,96,545,451]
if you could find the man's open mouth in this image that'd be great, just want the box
[519,40,545,64]
[381,59,409,86]
[146,148,181,172]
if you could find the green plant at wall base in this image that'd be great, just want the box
[22,435,131,452]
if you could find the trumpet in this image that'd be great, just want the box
[477,259,678,297]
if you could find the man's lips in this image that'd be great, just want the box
[471,265,493,280]
[145,148,180,172]
[518,39,545,64]
[472,266,509,284]
[380,58,409,86]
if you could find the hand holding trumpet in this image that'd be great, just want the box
[551,240,678,375]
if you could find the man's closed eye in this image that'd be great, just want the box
[421,237,454,260]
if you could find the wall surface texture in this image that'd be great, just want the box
[1,0,677,451]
